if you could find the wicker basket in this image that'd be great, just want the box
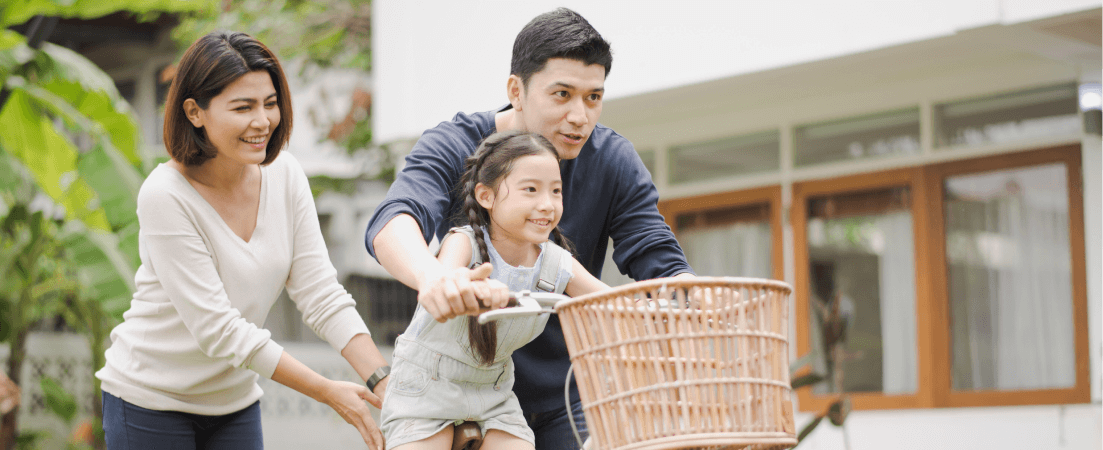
[556,277,796,450]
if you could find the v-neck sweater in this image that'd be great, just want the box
[96,153,369,415]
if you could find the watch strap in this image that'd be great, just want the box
[366,365,391,392]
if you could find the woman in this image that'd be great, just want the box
[95,31,387,450]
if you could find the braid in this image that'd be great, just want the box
[550,226,576,259]
[461,143,498,366]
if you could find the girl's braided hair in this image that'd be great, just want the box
[454,130,574,365]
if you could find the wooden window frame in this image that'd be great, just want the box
[658,185,784,282]
[926,144,1090,408]
[791,144,1090,412]
[792,167,933,411]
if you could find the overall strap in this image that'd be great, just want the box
[446,226,566,295]
[535,241,568,295]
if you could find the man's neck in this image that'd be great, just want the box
[494,107,520,134]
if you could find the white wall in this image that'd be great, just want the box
[372,0,1101,143]
[796,404,1102,450]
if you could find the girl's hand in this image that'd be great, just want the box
[320,380,385,450]
[470,278,510,312]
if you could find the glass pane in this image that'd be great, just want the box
[805,187,918,395]
[669,131,779,184]
[677,203,772,278]
[795,108,920,167]
[936,84,1079,148]
[945,163,1075,391]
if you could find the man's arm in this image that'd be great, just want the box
[605,136,694,280]
[373,214,496,322]
[364,113,497,320]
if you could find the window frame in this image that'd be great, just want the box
[658,185,784,282]
[925,144,1090,408]
[792,167,935,411]
[790,145,1090,412]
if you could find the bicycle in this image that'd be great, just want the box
[478,277,798,450]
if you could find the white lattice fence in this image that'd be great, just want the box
[0,333,392,450]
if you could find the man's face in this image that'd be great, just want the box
[511,58,605,160]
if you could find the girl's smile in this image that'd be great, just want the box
[476,152,563,266]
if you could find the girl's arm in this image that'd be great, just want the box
[565,257,611,298]
[437,232,510,312]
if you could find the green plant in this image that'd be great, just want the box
[0,3,217,449]
[0,204,80,450]
[791,290,853,449]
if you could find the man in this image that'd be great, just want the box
[365,8,693,448]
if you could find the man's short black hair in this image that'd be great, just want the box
[510,8,612,86]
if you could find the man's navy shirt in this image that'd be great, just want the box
[364,106,692,413]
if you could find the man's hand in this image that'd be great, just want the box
[417,262,496,322]
[468,277,510,312]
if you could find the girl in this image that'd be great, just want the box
[380,131,609,450]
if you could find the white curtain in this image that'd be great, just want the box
[947,164,1075,390]
[681,222,772,278]
[877,211,918,394]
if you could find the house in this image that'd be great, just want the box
[371,2,1102,448]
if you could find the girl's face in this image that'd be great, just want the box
[184,70,280,167]
[476,152,563,247]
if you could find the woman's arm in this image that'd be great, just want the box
[271,351,383,450]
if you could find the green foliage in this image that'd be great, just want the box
[0,0,216,28]
[39,378,77,425]
[173,0,387,189]
[172,0,371,73]
[0,2,215,449]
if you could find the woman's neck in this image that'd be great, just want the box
[169,157,255,192]
[487,229,541,268]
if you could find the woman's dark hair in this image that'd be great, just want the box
[511,7,613,87]
[456,130,574,365]
[163,31,292,166]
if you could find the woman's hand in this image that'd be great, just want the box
[319,380,385,450]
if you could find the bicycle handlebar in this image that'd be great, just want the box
[476,290,569,324]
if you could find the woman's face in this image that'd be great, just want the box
[185,70,280,167]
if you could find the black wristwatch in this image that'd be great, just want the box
[366,365,391,392]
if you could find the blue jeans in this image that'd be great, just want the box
[102,391,263,450]
[527,399,587,450]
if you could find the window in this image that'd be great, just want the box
[793,169,925,410]
[935,84,1079,148]
[930,146,1089,407]
[792,145,1089,411]
[636,148,656,180]
[668,130,779,184]
[344,275,419,347]
[794,108,920,167]
[659,186,782,280]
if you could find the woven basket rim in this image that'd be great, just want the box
[555,276,792,313]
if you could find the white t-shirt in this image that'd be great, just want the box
[96,153,369,415]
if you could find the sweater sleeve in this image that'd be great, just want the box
[605,134,695,280]
[283,155,371,352]
[363,116,479,258]
[138,185,285,379]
